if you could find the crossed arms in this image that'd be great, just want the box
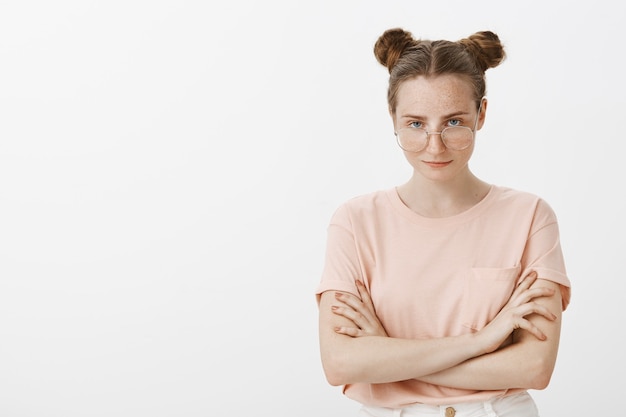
[318,271,563,390]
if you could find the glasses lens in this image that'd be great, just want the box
[396,129,428,152]
[396,127,475,152]
[441,127,473,150]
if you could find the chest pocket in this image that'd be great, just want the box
[462,265,521,331]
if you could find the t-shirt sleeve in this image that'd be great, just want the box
[521,198,571,310]
[315,204,361,304]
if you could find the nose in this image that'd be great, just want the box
[424,131,446,154]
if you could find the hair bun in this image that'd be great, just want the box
[458,31,506,72]
[374,28,417,73]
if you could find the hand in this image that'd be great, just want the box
[332,280,388,338]
[477,271,557,354]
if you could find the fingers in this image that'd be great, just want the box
[482,277,558,349]
[506,272,535,306]
[508,271,555,307]
[512,271,537,295]
[517,286,556,305]
[356,280,375,309]
[331,303,366,325]
[333,291,379,327]
[515,320,548,341]
[341,281,373,310]
[333,292,364,314]
[334,287,378,323]
[516,302,557,322]
[510,302,558,341]
[331,283,388,338]
[334,325,362,337]
[331,302,371,337]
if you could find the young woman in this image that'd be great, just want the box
[316,28,571,417]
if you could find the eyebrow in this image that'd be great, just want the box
[399,111,470,120]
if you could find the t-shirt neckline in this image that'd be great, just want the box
[386,184,499,227]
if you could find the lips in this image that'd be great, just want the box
[423,160,452,168]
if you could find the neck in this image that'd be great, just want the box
[397,172,490,218]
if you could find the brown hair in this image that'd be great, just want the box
[373,28,506,114]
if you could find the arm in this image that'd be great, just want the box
[419,278,563,390]
[319,289,483,386]
[319,273,556,386]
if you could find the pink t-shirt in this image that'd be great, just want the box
[316,185,571,407]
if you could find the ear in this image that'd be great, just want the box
[476,98,487,130]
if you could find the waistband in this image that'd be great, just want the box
[359,391,533,417]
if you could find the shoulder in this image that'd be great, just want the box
[491,185,559,223]
[493,185,552,208]
[493,185,538,203]
[329,189,393,226]
[341,189,390,209]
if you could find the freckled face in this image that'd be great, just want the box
[392,74,486,183]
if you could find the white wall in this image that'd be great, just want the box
[0,1,622,416]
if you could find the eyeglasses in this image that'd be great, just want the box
[394,101,483,152]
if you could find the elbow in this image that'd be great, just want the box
[529,371,552,390]
[324,371,346,387]
[322,362,350,387]
[321,352,354,387]
[526,357,555,390]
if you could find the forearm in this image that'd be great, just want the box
[420,302,562,389]
[418,339,547,390]
[419,280,562,390]
[319,291,485,385]
[322,332,487,385]
[319,279,561,388]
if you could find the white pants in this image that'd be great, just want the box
[358,391,539,417]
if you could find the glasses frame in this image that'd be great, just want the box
[394,99,485,153]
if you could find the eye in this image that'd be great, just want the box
[409,121,423,129]
[447,119,462,127]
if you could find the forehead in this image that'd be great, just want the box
[395,74,475,115]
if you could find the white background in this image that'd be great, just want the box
[0,1,623,416]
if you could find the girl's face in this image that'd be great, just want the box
[391,74,486,183]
